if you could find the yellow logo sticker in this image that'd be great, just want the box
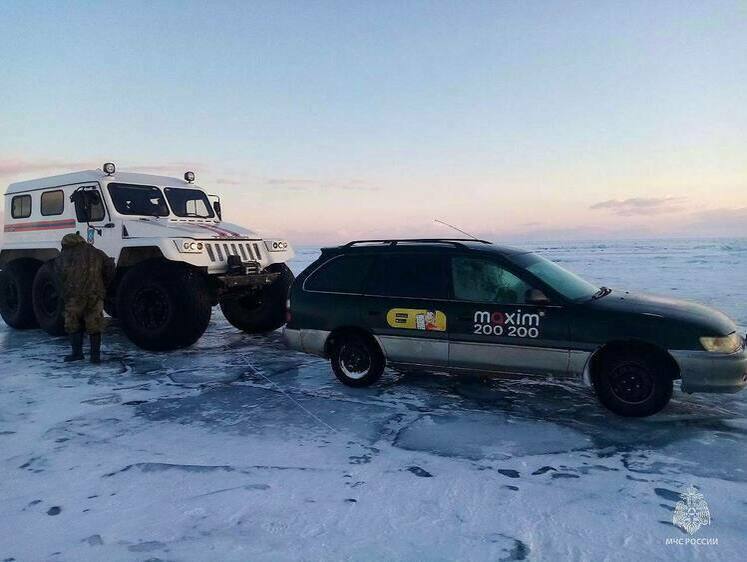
[386,308,447,332]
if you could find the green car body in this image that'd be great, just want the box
[284,239,746,415]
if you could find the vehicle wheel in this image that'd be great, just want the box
[116,261,212,351]
[32,261,66,336]
[219,263,294,334]
[103,298,117,318]
[592,348,673,417]
[330,332,385,387]
[0,260,40,329]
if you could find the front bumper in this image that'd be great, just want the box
[670,347,747,393]
[216,272,279,291]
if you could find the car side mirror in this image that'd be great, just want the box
[213,201,222,220]
[525,288,551,306]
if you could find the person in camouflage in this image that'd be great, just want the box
[55,233,115,363]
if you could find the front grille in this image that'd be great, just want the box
[204,241,263,263]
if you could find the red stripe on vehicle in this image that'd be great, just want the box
[4,219,76,232]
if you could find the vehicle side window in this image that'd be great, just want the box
[365,253,449,299]
[305,255,375,294]
[41,190,64,216]
[451,256,531,304]
[72,189,106,222]
[11,194,32,218]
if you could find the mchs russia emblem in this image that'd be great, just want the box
[672,485,711,535]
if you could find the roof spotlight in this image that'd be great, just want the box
[184,171,195,183]
[103,162,116,175]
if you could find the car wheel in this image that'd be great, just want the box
[0,260,40,329]
[32,261,66,336]
[592,349,673,417]
[330,332,385,387]
[220,263,294,334]
[117,261,212,351]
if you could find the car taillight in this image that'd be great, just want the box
[285,298,292,323]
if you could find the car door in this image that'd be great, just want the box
[71,184,118,256]
[446,255,571,376]
[362,252,450,367]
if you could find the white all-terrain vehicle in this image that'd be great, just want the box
[0,163,294,350]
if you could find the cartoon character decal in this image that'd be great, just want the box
[387,308,446,332]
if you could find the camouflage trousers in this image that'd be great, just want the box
[64,296,105,335]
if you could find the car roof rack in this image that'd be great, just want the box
[343,238,493,248]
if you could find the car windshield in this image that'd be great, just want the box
[108,183,169,217]
[164,187,215,218]
[511,252,599,301]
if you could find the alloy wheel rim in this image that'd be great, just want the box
[339,343,371,380]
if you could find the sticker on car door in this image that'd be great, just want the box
[387,308,447,331]
[473,309,544,338]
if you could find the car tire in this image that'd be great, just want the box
[219,263,294,334]
[330,332,385,387]
[116,261,212,351]
[592,348,673,417]
[0,260,40,329]
[32,261,66,336]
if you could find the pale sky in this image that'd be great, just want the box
[1,0,745,244]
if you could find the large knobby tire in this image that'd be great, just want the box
[219,263,294,334]
[0,260,40,329]
[32,261,66,336]
[116,261,212,351]
[330,332,385,388]
[592,347,674,417]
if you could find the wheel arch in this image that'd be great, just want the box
[582,339,680,387]
[324,326,385,361]
[0,249,57,267]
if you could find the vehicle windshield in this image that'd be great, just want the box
[107,183,169,217]
[164,187,215,218]
[511,252,599,301]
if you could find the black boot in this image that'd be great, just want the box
[64,332,84,362]
[90,333,102,364]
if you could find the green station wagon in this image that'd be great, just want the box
[284,239,746,416]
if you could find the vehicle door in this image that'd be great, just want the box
[70,184,118,258]
[361,252,450,367]
[445,255,570,376]
[300,253,377,337]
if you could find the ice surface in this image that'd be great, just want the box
[1,239,746,561]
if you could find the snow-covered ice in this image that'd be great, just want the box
[1,238,746,561]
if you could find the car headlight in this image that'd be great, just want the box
[173,239,204,254]
[265,240,289,252]
[699,333,743,353]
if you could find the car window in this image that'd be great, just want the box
[510,252,598,301]
[305,254,375,293]
[452,256,531,304]
[365,253,449,299]
[164,188,215,218]
[72,189,106,222]
[108,183,169,217]
[11,194,32,218]
[40,190,64,216]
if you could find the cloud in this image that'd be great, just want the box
[262,177,379,192]
[215,178,243,186]
[590,196,687,216]
[0,158,97,178]
[0,158,204,180]
[682,207,747,236]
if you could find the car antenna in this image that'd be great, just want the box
[433,218,479,240]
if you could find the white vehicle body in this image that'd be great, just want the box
[0,167,295,350]
[1,169,293,271]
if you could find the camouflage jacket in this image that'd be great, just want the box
[55,233,115,301]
